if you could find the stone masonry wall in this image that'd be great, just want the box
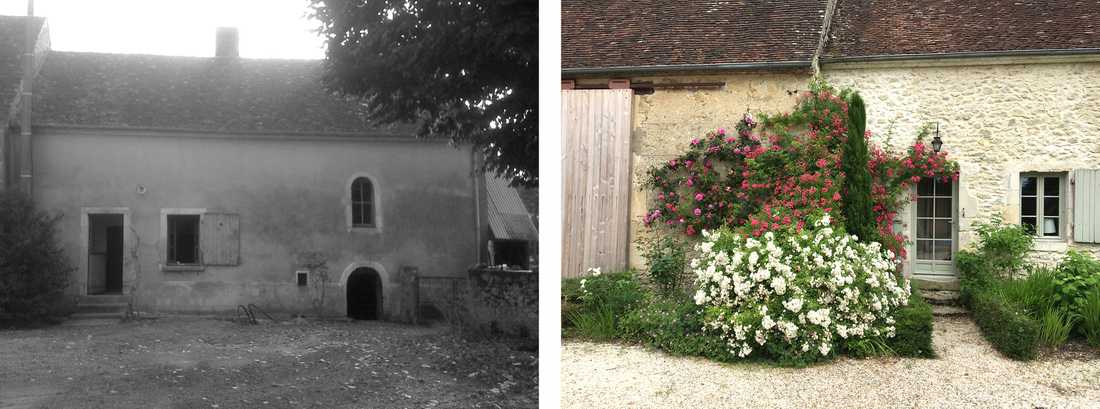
[825,60,1100,266]
[580,58,1100,271]
[465,268,538,338]
[576,72,809,267]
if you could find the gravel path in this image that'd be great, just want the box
[561,316,1100,408]
[0,317,537,409]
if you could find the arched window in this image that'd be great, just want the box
[351,177,375,227]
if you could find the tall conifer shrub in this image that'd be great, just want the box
[842,92,877,243]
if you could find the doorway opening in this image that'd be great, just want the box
[88,214,124,294]
[347,267,382,320]
[912,177,958,276]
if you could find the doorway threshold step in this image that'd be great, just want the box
[78,295,129,304]
[68,312,122,320]
[75,303,128,314]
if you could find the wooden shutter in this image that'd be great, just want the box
[200,213,240,265]
[1073,169,1100,243]
[561,89,633,278]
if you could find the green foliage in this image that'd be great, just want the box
[972,218,1034,277]
[845,336,895,359]
[1037,306,1076,347]
[957,249,993,307]
[641,235,687,294]
[0,191,74,323]
[1076,288,1100,347]
[619,295,735,361]
[887,289,936,358]
[309,0,538,186]
[997,268,1058,317]
[567,304,619,340]
[969,290,1040,360]
[1051,251,1100,319]
[841,92,877,243]
[563,270,645,339]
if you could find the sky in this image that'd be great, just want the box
[0,0,326,59]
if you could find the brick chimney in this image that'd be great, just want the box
[215,27,238,58]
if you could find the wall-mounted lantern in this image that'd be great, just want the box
[931,123,944,153]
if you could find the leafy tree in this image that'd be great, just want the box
[0,190,73,322]
[310,0,538,187]
[842,92,876,242]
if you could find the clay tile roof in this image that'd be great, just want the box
[562,0,825,71]
[32,51,412,135]
[825,0,1100,59]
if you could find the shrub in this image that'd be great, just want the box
[641,235,687,294]
[619,295,735,361]
[997,268,1058,317]
[689,214,910,364]
[567,303,618,340]
[642,82,958,261]
[956,249,993,307]
[969,290,1040,360]
[1037,306,1076,347]
[1052,251,1100,320]
[841,92,877,244]
[886,288,935,358]
[971,218,1034,277]
[564,268,645,339]
[1076,288,1100,347]
[0,191,74,322]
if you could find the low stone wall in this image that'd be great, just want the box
[465,268,538,338]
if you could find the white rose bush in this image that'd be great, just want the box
[691,214,911,363]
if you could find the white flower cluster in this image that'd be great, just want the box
[691,215,910,360]
[578,267,602,295]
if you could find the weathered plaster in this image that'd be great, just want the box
[34,127,482,319]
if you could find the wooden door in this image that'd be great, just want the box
[561,89,633,278]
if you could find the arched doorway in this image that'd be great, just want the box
[347,268,382,320]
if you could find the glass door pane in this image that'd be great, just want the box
[913,178,956,276]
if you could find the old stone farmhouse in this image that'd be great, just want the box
[561,0,1100,288]
[1,15,537,320]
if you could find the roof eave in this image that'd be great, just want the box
[32,123,437,143]
[561,60,813,78]
[821,48,1100,64]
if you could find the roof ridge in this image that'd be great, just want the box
[47,49,324,63]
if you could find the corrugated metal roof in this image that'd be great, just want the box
[486,173,538,242]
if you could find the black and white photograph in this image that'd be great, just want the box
[0,0,537,408]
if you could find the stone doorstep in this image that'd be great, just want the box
[911,276,960,291]
[74,303,128,314]
[931,305,968,316]
[77,294,130,304]
[922,290,961,306]
[68,312,122,320]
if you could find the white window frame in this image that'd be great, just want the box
[1020,173,1066,239]
[160,208,206,272]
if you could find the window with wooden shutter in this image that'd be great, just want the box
[200,213,240,265]
[1073,169,1100,243]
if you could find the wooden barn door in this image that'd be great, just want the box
[561,89,633,278]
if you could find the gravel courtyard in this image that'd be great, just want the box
[0,317,537,409]
[562,316,1100,409]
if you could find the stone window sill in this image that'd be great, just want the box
[162,264,205,273]
[1033,239,1069,252]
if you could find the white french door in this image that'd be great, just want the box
[911,178,957,276]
